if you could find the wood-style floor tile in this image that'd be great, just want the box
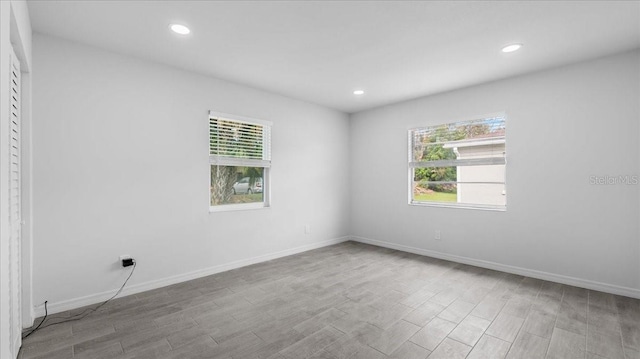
[17,242,640,359]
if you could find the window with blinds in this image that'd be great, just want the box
[409,115,506,210]
[209,111,271,211]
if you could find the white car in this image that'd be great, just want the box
[232,177,263,194]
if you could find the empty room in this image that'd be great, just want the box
[1,0,639,358]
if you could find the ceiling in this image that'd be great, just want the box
[27,1,640,113]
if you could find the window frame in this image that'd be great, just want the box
[208,111,272,213]
[407,113,507,211]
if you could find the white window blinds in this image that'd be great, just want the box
[209,111,271,168]
[409,116,506,168]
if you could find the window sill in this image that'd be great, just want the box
[409,201,506,212]
[209,202,270,213]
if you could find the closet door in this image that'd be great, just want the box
[8,44,22,357]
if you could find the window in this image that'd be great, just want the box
[209,111,271,211]
[409,115,506,210]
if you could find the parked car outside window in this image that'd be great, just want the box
[232,177,263,194]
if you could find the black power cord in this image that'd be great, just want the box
[22,301,47,339]
[22,260,136,339]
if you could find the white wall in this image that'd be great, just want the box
[350,50,640,297]
[32,34,350,313]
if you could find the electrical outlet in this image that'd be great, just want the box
[304,225,311,234]
[119,255,134,267]
[434,230,441,240]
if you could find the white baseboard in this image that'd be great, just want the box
[350,235,640,299]
[34,236,350,317]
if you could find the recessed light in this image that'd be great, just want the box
[353,90,365,95]
[170,24,190,35]
[501,43,522,53]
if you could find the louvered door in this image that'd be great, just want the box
[8,45,22,357]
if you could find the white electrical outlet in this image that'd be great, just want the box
[434,230,441,240]
[305,225,311,234]
[119,254,131,262]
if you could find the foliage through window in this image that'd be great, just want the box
[409,115,506,210]
[209,112,271,210]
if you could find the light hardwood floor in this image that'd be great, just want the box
[19,241,640,359]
